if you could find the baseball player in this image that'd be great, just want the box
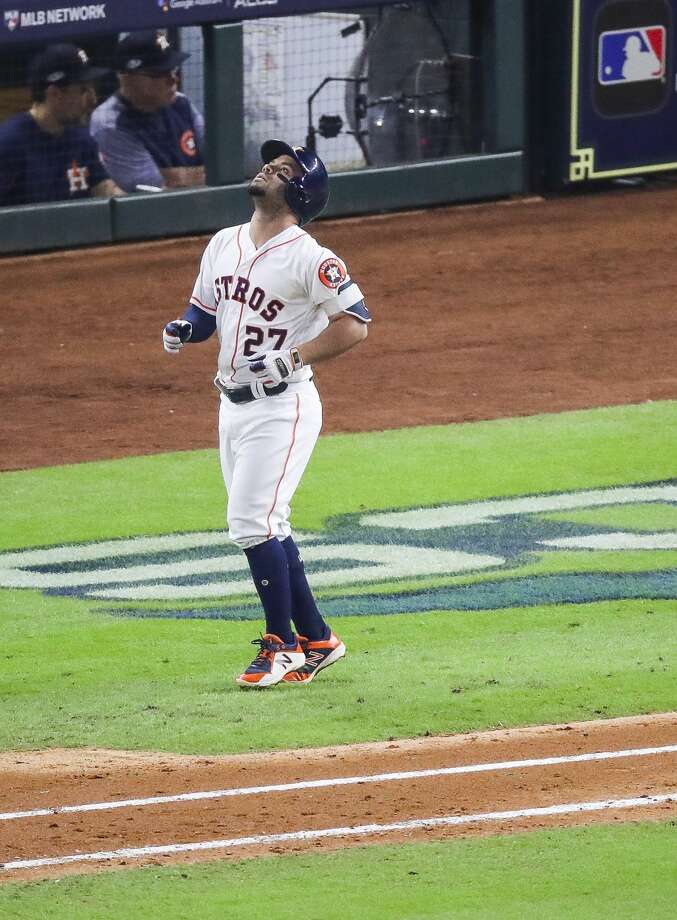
[163,140,371,688]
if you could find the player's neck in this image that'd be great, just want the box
[29,103,65,136]
[249,208,300,249]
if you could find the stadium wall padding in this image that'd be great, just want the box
[0,199,112,254]
[0,151,524,253]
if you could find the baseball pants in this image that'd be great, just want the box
[218,379,323,549]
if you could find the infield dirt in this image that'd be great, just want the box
[3,184,677,471]
[1,714,676,882]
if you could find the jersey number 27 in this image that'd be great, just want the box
[243,326,288,356]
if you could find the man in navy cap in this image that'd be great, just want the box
[0,44,121,206]
[90,31,205,193]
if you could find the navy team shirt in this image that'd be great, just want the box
[90,92,204,192]
[0,112,109,206]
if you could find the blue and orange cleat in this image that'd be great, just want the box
[235,634,306,688]
[282,632,346,685]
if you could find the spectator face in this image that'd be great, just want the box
[48,81,97,125]
[120,68,179,112]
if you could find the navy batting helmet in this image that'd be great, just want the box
[260,140,329,226]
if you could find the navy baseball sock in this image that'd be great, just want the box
[281,536,330,641]
[244,538,295,645]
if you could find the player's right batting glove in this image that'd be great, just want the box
[163,319,193,354]
[248,348,303,384]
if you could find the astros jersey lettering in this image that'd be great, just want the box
[189,222,366,387]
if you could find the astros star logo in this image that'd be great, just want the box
[318,257,347,289]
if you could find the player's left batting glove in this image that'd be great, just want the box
[163,319,193,354]
[248,348,303,385]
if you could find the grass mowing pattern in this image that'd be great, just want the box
[1,821,675,919]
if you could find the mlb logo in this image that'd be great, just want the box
[598,26,666,85]
[4,10,20,31]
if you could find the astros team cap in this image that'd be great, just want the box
[29,44,109,87]
[115,31,190,74]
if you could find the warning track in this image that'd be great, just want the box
[1,713,675,882]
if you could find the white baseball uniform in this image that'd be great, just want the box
[189,221,369,548]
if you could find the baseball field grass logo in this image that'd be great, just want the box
[2,481,676,617]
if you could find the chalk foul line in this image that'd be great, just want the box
[2,792,675,872]
[1,743,676,823]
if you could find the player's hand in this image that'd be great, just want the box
[163,320,193,354]
[248,348,303,385]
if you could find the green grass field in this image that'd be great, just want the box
[1,822,675,920]
[1,401,675,915]
[1,593,673,752]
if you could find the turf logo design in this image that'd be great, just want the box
[1,482,676,617]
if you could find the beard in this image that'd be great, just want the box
[248,180,265,197]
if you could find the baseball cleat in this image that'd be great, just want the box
[282,632,346,684]
[235,634,306,688]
